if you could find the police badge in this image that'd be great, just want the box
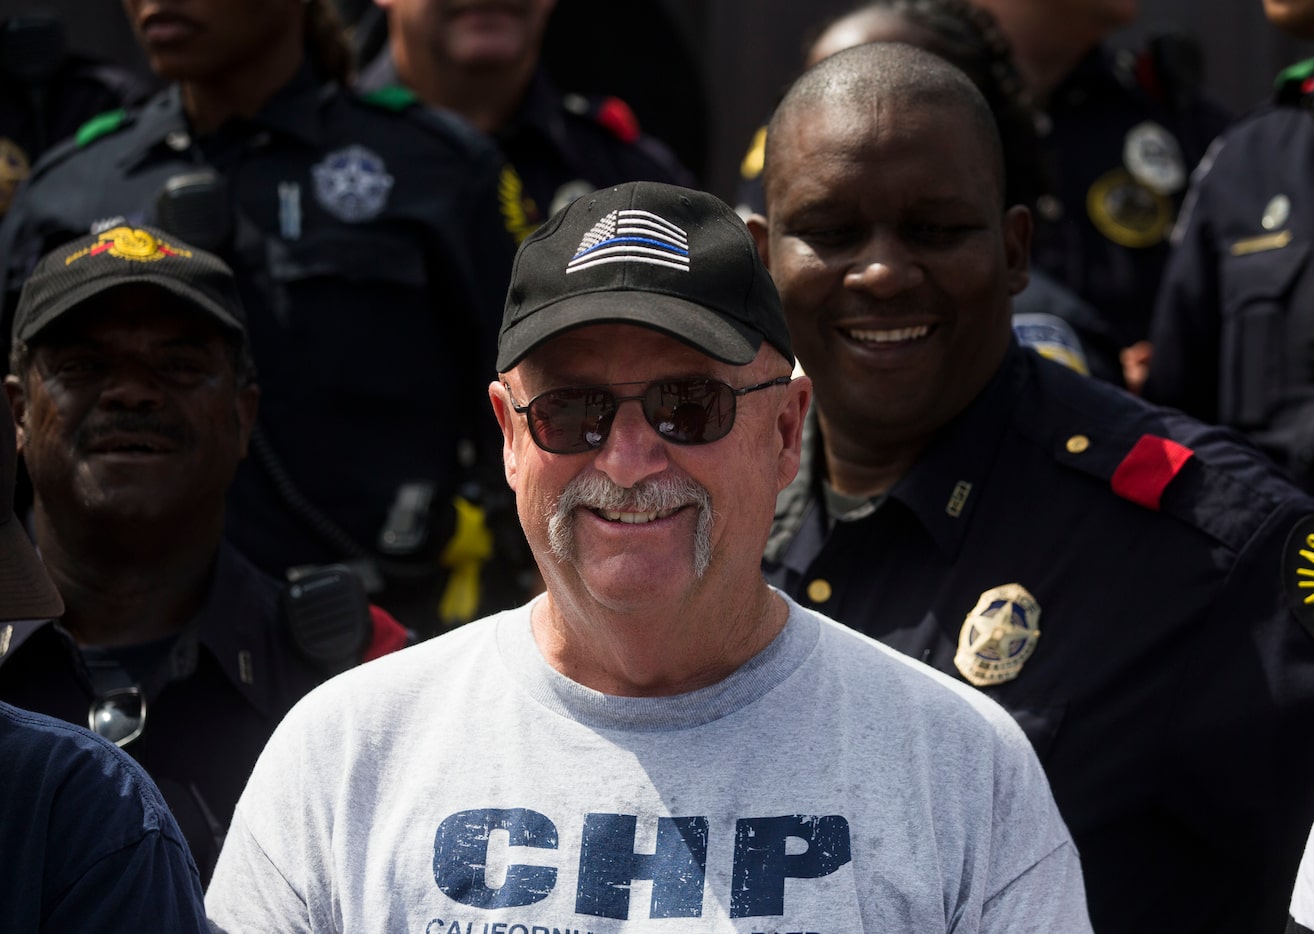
[311,144,394,223]
[954,583,1042,687]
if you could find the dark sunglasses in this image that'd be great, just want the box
[89,685,146,748]
[505,375,792,455]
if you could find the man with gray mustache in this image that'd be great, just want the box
[206,180,1091,932]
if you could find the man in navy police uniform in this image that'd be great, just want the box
[749,41,1314,934]
[360,0,695,243]
[1145,0,1314,496]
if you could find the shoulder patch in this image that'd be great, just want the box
[1283,516,1314,636]
[359,84,419,112]
[593,96,640,144]
[75,108,128,148]
[1110,434,1194,510]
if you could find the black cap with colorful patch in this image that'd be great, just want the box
[12,225,246,346]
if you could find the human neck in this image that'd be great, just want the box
[975,1,1103,102]
[179,42,306,135]
[34,508,221,647]
[532,583,787,697]
[816,410,927,499]
[391,37,533,134]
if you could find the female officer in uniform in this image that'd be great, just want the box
[0,0,521,634]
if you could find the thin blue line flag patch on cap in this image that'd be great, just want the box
[566,209,690,274]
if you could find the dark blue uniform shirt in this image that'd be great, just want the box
[764,343,1314,934]
[0,65,516,629]
[1146,60,1314,494]
[1031,43,1231,349]
[358,54,695,241]
[0,544,328,883]
[0,701,208,932]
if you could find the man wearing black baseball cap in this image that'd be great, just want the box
[208,182,1089,932]
[0,225,406,883]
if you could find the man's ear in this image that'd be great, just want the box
[234,384,260,459]
[489,379,519,492]
[4,375,27,454]
[776,374,812,494]
[1002,204,1032,297]
[747,212,771,270]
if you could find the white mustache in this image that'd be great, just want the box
[547,471,715,576]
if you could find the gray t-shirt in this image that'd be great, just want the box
[206,595,1091,932]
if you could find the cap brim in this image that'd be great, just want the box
[496,290,762,371]
[0,519,63,621]
[16,275,244,345]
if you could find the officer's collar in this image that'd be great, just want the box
[771,341,1023,564]
[884,342,1023,559]
[0,543,283,718]
[496,68,571,150]
[122,63,328,170]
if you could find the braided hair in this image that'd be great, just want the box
[805,0,1050,210]
[304,0,355,85]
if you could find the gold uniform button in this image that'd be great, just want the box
[807,579,833,603]
[1066,434,1091,454]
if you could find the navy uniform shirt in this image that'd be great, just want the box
[1032,42,1231,350]
[1146,61,1314,494]
[0,52,148,218]
[0,66,516,630]
[0,544,331,883]
[764,343,1314,934]
[0,701,208,932]
[358,54,695,242]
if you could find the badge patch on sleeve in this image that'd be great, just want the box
[954,584,1042,687]
[1283,516,1314,636]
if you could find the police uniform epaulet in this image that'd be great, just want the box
[1275,59,1314,106]
[563,93,642,144]
[359,84,419,112]
[74,108,130,148]
[1130,34,1204,110]
[1108,434,1195,511]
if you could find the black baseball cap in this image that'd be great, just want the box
[496,181,792,371]
[12,225,246,346]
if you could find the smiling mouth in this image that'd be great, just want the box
[844,324,932,344]
[592,506,682,525]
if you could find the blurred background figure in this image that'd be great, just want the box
[0,0,527,637]
[0,226,406,882]
[0,13,148,220]
[0,399,209,933]
[738,0,1124,384]
[968,0,1231,391]
[359,0,696,240]
[1144,0,1314,494]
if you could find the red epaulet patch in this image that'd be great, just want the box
[594,97,640,144]
[363,604,411,661]
[1110,434,1194,510]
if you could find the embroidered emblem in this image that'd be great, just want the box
[498,165,538,243]
[954,584,1042,687]
[1123,121,1185,195]
[312,145,393,222]
[1087,168,1172,248]
[1283,516,1314,637]
[0,138,30,216]
[64,226,192,266]
[566,209,689,274]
